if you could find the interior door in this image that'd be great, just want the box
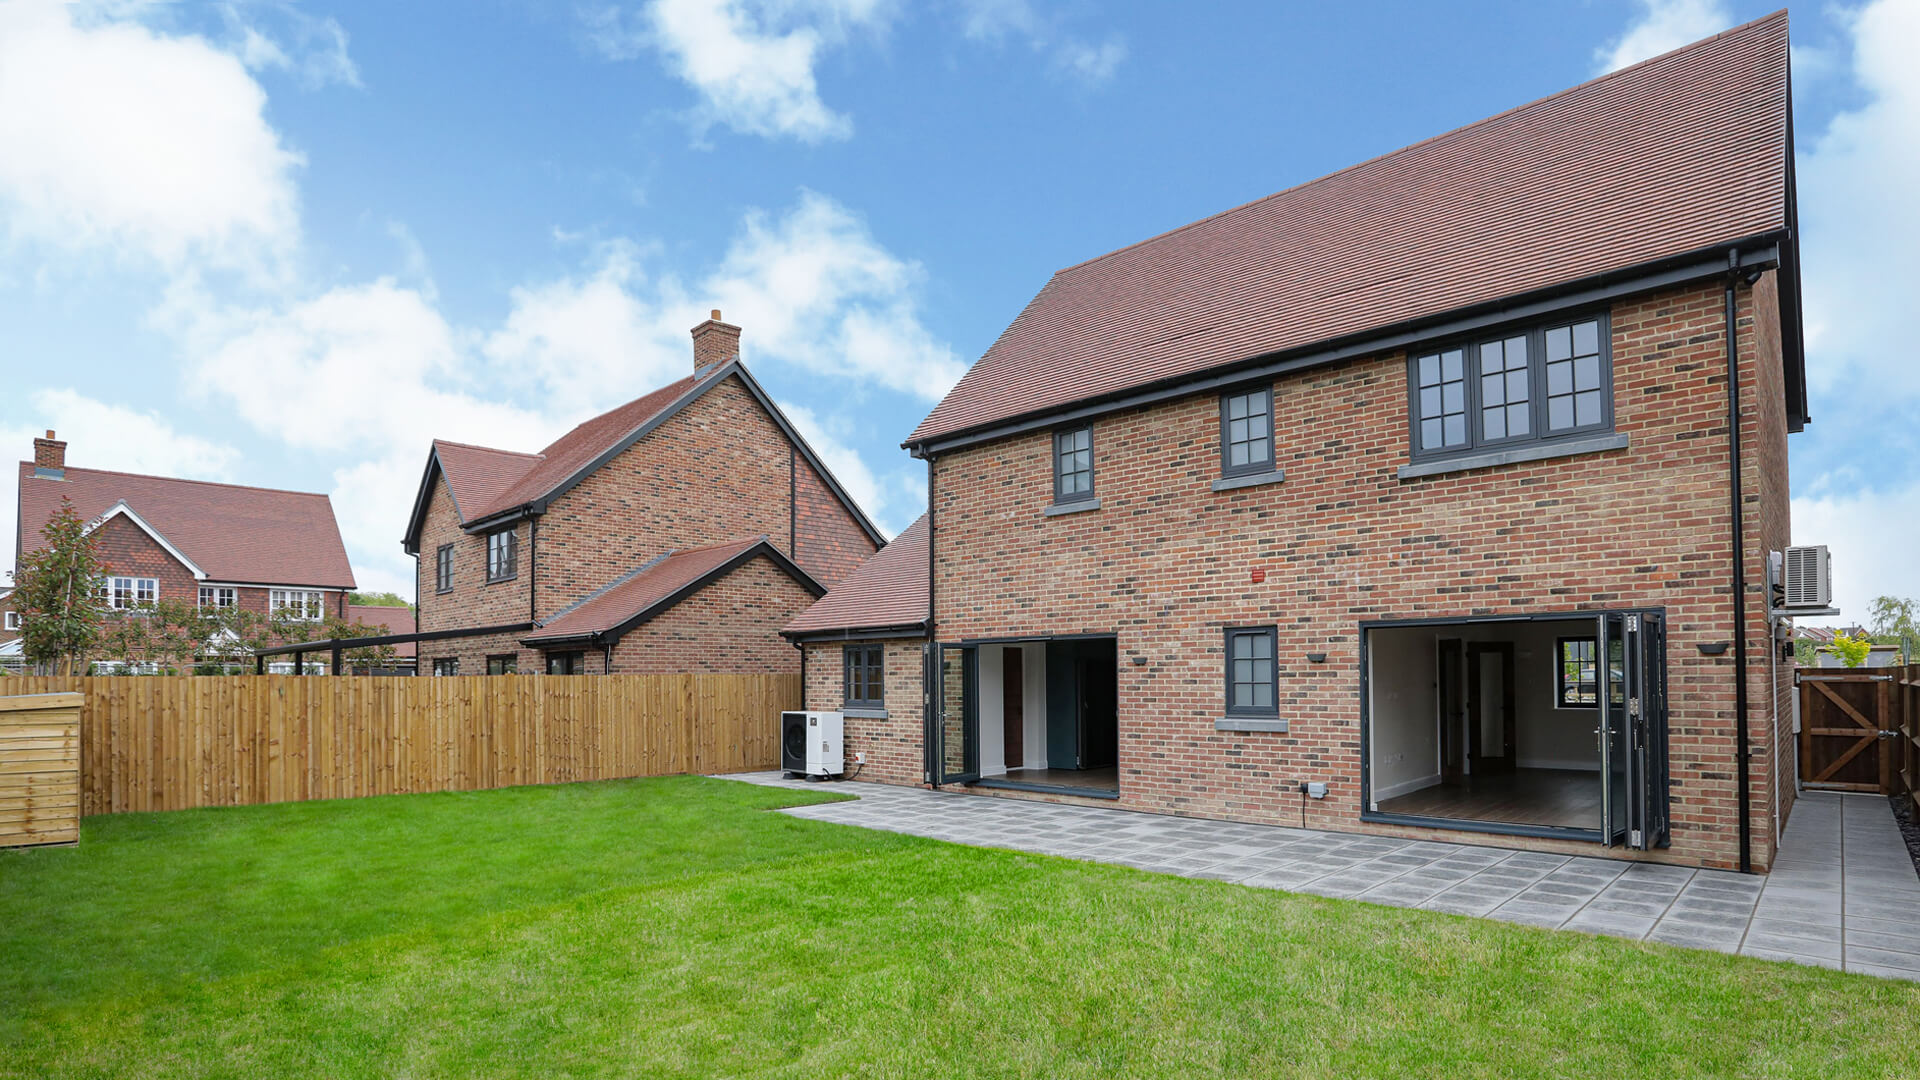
[1598,614,1631,845]
[1466,642,1516,775]
[935,645,979,785]
[1438,638,1465,782]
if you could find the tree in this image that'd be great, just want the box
[10,499,110,675]
[1867,595,1919,665]
[1830,630,1874,668]
[346,590,413,612]
[95,598,213,674]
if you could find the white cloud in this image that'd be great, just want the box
[225,3,362,90]
[1595,0,1732,73]
[586,0,891,142]
[956,0,1126,86]
[1792,482,1920,621]
[1796,0,1920,400]
[0,388,243,579]
[0,0,302,274]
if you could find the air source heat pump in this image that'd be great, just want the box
[780,711,843,779]
[1782,545,1832,609]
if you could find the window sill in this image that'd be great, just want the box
[1211,468,1285,493]
[1397,432,1629,480]
[842,706,888,719]
[1043,497,1100,517]
[1215,717,1288,733]
[485,575,518,586]
[435,587,453,595]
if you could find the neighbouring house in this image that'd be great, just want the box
[0,587,19,671]
[806,13,1810,872]
[12,431,358,661]
[344,603,418,674]
[402,310,884,676]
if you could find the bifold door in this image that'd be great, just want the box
[935,644,979,785]
[1597,612,1670,850]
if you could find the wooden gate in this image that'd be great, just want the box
[1796,666,1917,797]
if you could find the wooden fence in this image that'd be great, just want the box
[1,693,81,847]
[1796,665,1920,810]
[0,674,799,817]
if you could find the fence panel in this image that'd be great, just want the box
[0,674,798,817]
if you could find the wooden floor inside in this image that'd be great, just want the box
[1377,768,1601,829]
[994,766,1120,792]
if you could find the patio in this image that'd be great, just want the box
[726,774,1920,980]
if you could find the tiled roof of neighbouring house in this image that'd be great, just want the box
[430,440,544,525]
[523,536,820,644]
[907,11,1793,445]
[783,514,928,635]
[15,464,356,588]
[346,604,417,658]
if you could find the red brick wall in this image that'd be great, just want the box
[802,638,925,785]
[414,477,531,634]
[92,516,199,605]
[928,279,1792,870]
[416,630,533,677]
[537,376,793,616]
[1749,269,1796,855]
[793,453,877,587]
[607,555,815,673]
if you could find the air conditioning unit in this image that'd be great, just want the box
[1782,545,1832,609]
[780,711,843,779]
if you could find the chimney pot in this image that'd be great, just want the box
[690,309,741,375]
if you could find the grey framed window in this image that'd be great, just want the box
[1224,626,1278,718]
[1053,426,1093,503]
[844,643,884,708]
[1409,314,1611,460]
[1220,387,1274,477]
[487,654,518,676]
[545,651,582,675]
[486,529,517,583]
[432,657,459,677]
[435,544,454,593]
[1556,637,1597,708]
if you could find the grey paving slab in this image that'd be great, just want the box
[721,774,1919,981]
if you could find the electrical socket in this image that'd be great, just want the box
[854,751,866,765]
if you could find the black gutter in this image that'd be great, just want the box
[905,232,1789,457]
[1726,250,1753,875]
[782,622,930,644]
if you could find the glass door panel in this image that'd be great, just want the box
[1599,614,1630,845]
[1631,612,1670,850]
[936,645,979,784]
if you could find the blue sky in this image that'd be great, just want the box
[0,0,1914,620]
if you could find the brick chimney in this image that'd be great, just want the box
[690,309,741,376]
[32,430,65,479]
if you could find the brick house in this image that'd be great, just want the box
[794,14,1811,871]
[12,431,358,644]
[401,311,884,676]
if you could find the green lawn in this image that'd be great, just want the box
[2,777,1916,1079]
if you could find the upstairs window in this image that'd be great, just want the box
[100,577,158,611]
[1053,426,1093,503]
[1409,315,1611,461]
[4,611,19,631]
[487,529,517,583]
[844,643,885,708]
[1220,387,1275,477]
[198,586,236,610]
[270,589,323,621]
[1224,626,1278,718]
[436,544,454,593]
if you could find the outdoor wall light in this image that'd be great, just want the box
[1130,656,1148,666]
[1306,652,1328,664]
[1697,642,1731,656]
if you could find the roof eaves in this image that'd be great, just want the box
[906,232,1789,456]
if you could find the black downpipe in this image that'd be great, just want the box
[924,454,937,786]
[1725,251,1752,874]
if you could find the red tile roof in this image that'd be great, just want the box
[783,514,928,635]
[431,440,542,525]
[523,535,814,644]
[908,12,1792,445]
[346,604,417,657]
[16,464,355,588]
[471,375,698,522]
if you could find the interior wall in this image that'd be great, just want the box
[1369,619,1606,802]
[979,646,1006,776]
[1019,644,1047,770]
[977,643,1049,776]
